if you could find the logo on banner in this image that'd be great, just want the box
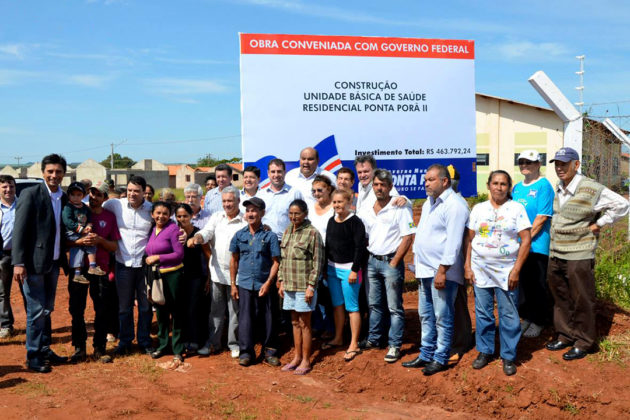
[314,135,342,173]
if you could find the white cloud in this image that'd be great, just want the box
[47,52,134,66]
[64,74,113,88]
[144,77,229,96]
[0,69,115,88]
[497,41,569,60]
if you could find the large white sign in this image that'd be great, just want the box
[240,34,477,197]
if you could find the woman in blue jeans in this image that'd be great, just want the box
[464,170,531,376]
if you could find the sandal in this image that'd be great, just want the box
[281,362,299,371]
[294,366,312,375]
[344,349,362,362]
[321,342,342,350]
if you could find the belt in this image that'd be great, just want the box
[369,252,396,262]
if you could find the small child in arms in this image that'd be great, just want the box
[63,182,106,284]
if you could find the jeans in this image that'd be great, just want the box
[0,254,19,328]
[366,256,405,348]
[418,277,458,365]
[68,269,114,351]
[115,262,152,348]
[66,232,96,269]
[22,263,59,360]
[474,285,521,362]
[207,282,239,352]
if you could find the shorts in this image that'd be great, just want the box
[327,265,361,312]
[282,290,318,313]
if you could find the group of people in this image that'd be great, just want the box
[0,146,627,377]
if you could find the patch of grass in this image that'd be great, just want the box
[503,384,514,394]
[562,403,580,415]
[321,402,332,409]
[595,333,630,366]
[548,388,561,405]
[12,381,53,397]
[220,401,236,417]
[137,359,164,383]
[595,226,630,309]
[292,394,314,403]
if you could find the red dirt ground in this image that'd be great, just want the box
[1,271,629,420]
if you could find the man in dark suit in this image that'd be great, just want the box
[13,154,70,373]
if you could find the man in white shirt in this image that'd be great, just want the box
[402,164,469,375]
[354,154,405,212]
[103,175,155,356]
[258,158,303,239]
[203,163,233,215]
[239,166,260,214]
[191,186,246,358]
[546,147,629,360]
[358,169,414,363]
[184,183,211,229]
[285,147,336,204]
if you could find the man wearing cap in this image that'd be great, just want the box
[546,147,628,360]
[285,147,336,205]
[512,150,555,338]
[229,197,281,367]
[68,181,121,363]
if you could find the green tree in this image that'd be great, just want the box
[195,154,240,167]
[100,153,136,169]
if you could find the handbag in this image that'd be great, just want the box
[147,264,166,305]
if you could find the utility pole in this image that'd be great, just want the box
[575,55,585,114]
[14,156,22,166]
[110,143,114,169]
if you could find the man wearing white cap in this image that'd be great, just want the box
[512,150,555,338]
[545,147,628,360]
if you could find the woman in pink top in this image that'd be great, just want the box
[145,201,185,366]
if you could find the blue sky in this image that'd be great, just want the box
[1,0,629,165]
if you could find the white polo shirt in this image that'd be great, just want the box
[103,198,153,268]
[197,210,247,285]
[359,198,415,256]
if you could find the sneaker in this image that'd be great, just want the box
[106,334,116,343]
[0,327,14,338]
[359,339,381,350]
[73,274,90,285]
[88,266,107,276]
[523,323,544,338]
[230,349,240,359]
[93,348,113,363]
[384,346,401,363]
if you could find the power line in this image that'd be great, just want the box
[587,99,630,106]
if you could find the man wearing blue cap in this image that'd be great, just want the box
[546,147,628,360]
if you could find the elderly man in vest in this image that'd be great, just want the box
[546,147,628,360]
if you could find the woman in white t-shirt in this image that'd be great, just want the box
[307,175,335,242]
[464,170,531,377]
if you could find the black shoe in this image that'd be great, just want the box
[562,347,588,361]
[422,361,448,376]
[113,344,130,357]
[402,356,430,369]
[472,352,493,370]
[546,339,572,351]
[70,347,87,364]
[239,356,251,366]
[151,349,166,359]
[43,349,68,365]
[264,355,281,367]
[27,357,51,373]
[502,359,517,376]
[141,346,156,355]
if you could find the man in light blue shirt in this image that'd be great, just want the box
[257,158,303,239]
[402,164,469,376]
[0,175,18,338]
[203,163,233,215]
